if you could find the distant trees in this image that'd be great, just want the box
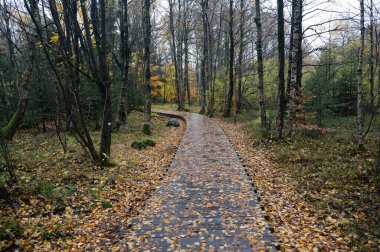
[1,0,380,184]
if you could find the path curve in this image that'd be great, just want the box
[124,111,277,251]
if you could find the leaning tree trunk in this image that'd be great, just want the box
[0,24,36,184]
[357,0,364,148]
[143,0,152,134]
[254,0,268,133]
[276,0,286,139]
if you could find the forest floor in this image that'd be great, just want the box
[217,114,380,251]
[1,106,379,251]
[0,111,185,251]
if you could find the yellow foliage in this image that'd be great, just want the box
[50,33,59,44]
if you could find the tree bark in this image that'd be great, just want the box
[178,0,185,110]
[206,6,214,117]
[168,0,182,110]
[90,0,113,165]
[200,0,209,114]
[224,0,234,117]
[254,0,268,132]
[357,0,364,148]
[115,0,131,132]
[237,0,244,112]
[286,1,295,102]
[369,0,375,112]
[143,0,152,134]
[288,0,302,137]
[183,0,191,106]
[276,0,286,139]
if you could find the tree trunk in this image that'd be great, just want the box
[200,0,209,114]
[254,0,268,133]
[1,52,33,180]
[357,0,364,148]
[1,47,35,139]
[183,0,191,106]
[206,9,214,117]
[143,0,152,134]
[168,0,182,110]
[178,0,185,110]
[115,0,130,132]
[276,0,286,139]
[288,0,302,138]
[96,0,112,165]
[0,16,36,183]
[369,0,375,112]
[224,0,234,117]
[286,1,295,102]
[237,0,244,112]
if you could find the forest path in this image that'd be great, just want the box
[124,111,277,251]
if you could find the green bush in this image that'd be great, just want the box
[166,118,180,127]
[131,139,156,150]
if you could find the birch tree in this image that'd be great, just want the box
[288,0,303,137]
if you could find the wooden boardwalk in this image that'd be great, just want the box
[124,111,277,251]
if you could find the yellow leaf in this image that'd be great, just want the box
[50,33,59,44]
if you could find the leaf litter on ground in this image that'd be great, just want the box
[0,112,185,251]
